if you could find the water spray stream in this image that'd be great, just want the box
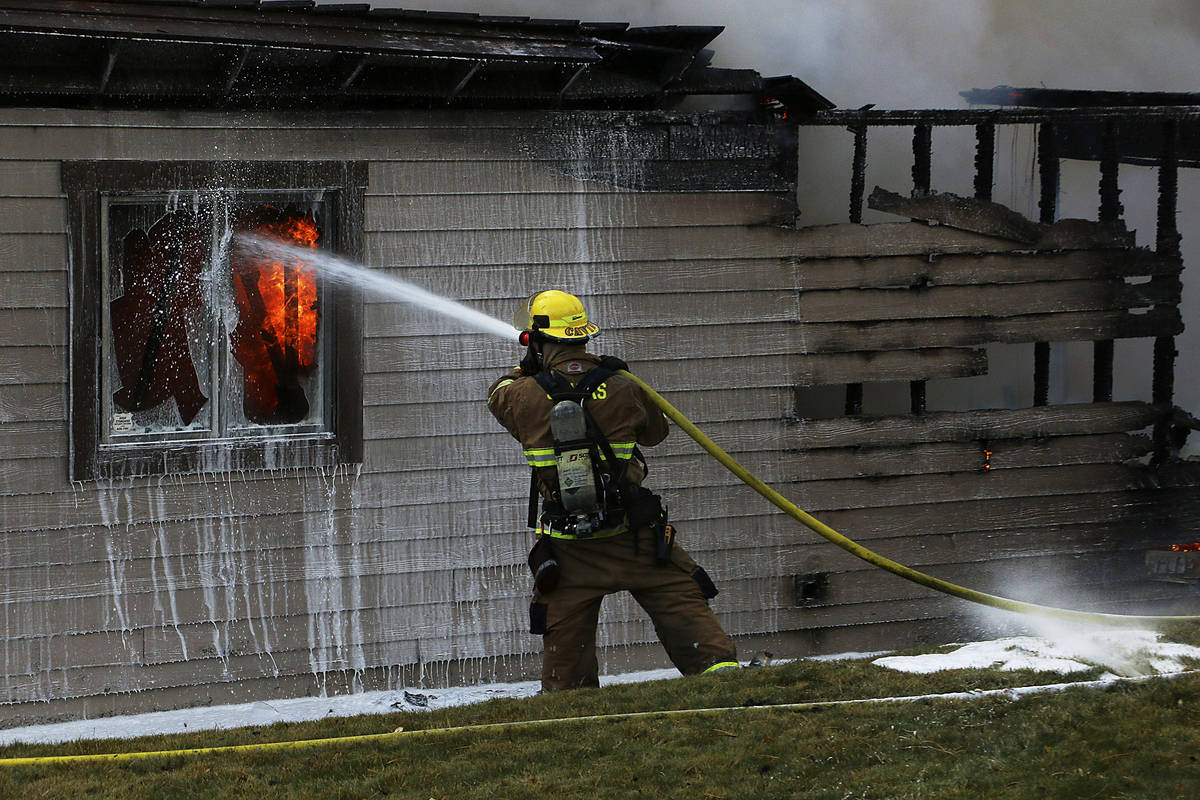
[232,235,520,342]
[238,232,1199,627]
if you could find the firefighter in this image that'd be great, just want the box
[487,290,738,691]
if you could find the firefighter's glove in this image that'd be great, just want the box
[519,345,541,376]
[598,355,629,373]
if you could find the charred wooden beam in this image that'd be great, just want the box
[973,122,995,201]
[1037,122,1059,225]
[868,186,1043,243]
[1153,118,1181,463]
[911,123,931,196]
[810,107,1200,125]
[844,382,864,416]
[1033,341,1051,407]
[1098,119,1123,224]
[848,123,867,224]
[1033,123,1059,407]
[1155,119,1182,259]
[1092,118,1123,403]
[1093,339,1114,403]
[910,380,927,415]
[962,86,1200,108]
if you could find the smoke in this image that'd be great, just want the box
[337,0,1199,105]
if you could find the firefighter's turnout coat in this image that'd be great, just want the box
[487,342,737,690]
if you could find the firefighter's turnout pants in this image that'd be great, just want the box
[531,526,737,691]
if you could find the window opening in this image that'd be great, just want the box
[102,192,331,444]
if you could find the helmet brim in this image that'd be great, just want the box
[537,322,600,342]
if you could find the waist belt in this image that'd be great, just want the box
[536,516,628,540]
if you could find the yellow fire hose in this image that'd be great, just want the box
[617,370,1200,626]
[5,673,1195,767]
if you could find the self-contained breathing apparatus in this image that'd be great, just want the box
[527,365,675,566]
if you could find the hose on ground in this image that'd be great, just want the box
[5,673,1192,766]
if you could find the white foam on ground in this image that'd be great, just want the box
[4,633,1197,747]
[873,629,1200,676]
[0,667,683,746]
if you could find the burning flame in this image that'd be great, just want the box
[1163,543,1200,552]
[230,206,320,424]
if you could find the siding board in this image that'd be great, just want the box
[0,234,68,272]
[368,160,638,195]
[0,160,61,197]
[0,346,66,385]
[0,456,65,495]
[0,383,63,423]
[0,308,67,346]
[801,307,1182,352]
[363,289,801,335]
[350,462,1154,513]
[0,420,65,455]
[364,192,793,231]
[363,329,987,372]
[0,198,66,234]
[0,125,676,163]
[0,270,67,308]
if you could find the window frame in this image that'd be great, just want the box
[64,160,366,480]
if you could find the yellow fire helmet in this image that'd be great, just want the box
[514,290,601,343]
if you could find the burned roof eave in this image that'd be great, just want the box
[959,86,1200,169]
[0,1,831,112]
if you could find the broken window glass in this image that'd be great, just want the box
[101,193,329,444]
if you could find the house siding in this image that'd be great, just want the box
[0,108,806,723]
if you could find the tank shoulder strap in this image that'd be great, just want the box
[533,366,614,402]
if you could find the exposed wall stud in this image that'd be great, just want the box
[845,382,863,416]
[911,123,931,197]
[973,122,995,201]
[1033,123,1059,406]
[849,123,867,223]
[1153,119,1181,462]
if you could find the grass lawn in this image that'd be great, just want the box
[2,626,1199,799]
